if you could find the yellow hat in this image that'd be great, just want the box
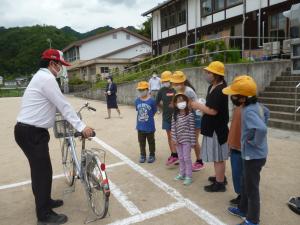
[136,81,149,90]
[222,75,257,97]
[170,71,186,84]
[160,71,172,82]
[204,61,225,76]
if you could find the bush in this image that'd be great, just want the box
[68,77,84,85]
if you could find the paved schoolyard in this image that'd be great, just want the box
[0,96,299,225]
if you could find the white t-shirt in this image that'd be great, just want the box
[17,68,85,131]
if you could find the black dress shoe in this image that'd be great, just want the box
[208,176,228,185]
[50,199,64,208]
[37,210,68,224]
[204,182,226,192]
[230,195,241,206]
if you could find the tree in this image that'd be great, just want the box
[138,17,152,39]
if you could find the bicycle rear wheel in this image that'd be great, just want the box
[85,156,109,218]
[61,139,75,186]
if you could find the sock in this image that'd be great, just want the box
[196,159,203,164]
[171,152,178,158]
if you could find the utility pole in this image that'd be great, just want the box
[242,0,246,58]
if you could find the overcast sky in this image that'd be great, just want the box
[0,0,162,33]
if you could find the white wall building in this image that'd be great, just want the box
[63,28,152,82]
[143,0,298,55]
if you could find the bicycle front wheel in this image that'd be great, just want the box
[61,139,75,186]
[85,156,109,218]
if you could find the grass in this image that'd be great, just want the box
[0,88,25,97]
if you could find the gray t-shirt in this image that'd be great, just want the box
[184,86,198,101]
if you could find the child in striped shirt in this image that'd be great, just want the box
[171,94,196,185]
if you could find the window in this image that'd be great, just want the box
[202,0,212,16]
[160,0,186,31]
[227,0,242,7]
[215,0,224,11]
[113,33,117,39]
[126,34,130,40]
[269,13,287,41]
[100,67,109,74]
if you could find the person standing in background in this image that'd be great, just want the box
[149,71,161,100]
[105,76,121,119]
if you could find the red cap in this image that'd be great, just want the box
[41,49,71,66]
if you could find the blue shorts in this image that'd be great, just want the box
[162,120,171,131]
[194,112,202,129]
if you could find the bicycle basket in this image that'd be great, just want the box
[53,113,76,138]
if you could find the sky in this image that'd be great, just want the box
[0,0,162,33]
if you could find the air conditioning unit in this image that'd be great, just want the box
[263,42,272,55]
[283,39,291,53]
[272,41,281,55]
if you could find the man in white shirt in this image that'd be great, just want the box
[14,49,94,224]
[148,72,161,100]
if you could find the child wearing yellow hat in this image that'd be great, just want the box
[223,75,269,225]
[156,71,178,165]
[135,81,157,163]
[190,61,229,192]
[171,71,204,172]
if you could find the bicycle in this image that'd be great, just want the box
[53,102,110,223]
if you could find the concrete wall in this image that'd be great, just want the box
[75,60,291,105]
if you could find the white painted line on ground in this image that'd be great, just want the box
[107,202,185,225]
[93,137,228,225]
[0,161,125,190]
[109,180,142,216]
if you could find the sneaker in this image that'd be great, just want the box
[49,199,64,208]
[208,176,228,185]
[183,177,192,186]
[37,210,68,225]
[287,196,300,215]
[204,182,226,192]
[147,156,156,163]
[227,207,246,219]
[166,156,179,166]
[230,195,241,206]
[174,174,185,181]
[237,220,259,225]
[139,155,146,163]
[192,162,204,171]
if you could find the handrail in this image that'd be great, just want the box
[107,35,287,78]
[295,82,300,121]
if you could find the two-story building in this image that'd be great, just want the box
[63,27,152,82]
[143,0,300,56]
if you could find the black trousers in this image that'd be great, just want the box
[238,158,266,224]
[14,123,52,220]
[137,131,155,157]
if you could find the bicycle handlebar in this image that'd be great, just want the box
[74,131,96,138]
[88,106,96,111]
[78,102,97,114]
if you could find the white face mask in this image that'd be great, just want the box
[152,74,157,78]
[162,82,170,88]
[177,101,187,110]
[107,79,112,83]
[138,90,148,97]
